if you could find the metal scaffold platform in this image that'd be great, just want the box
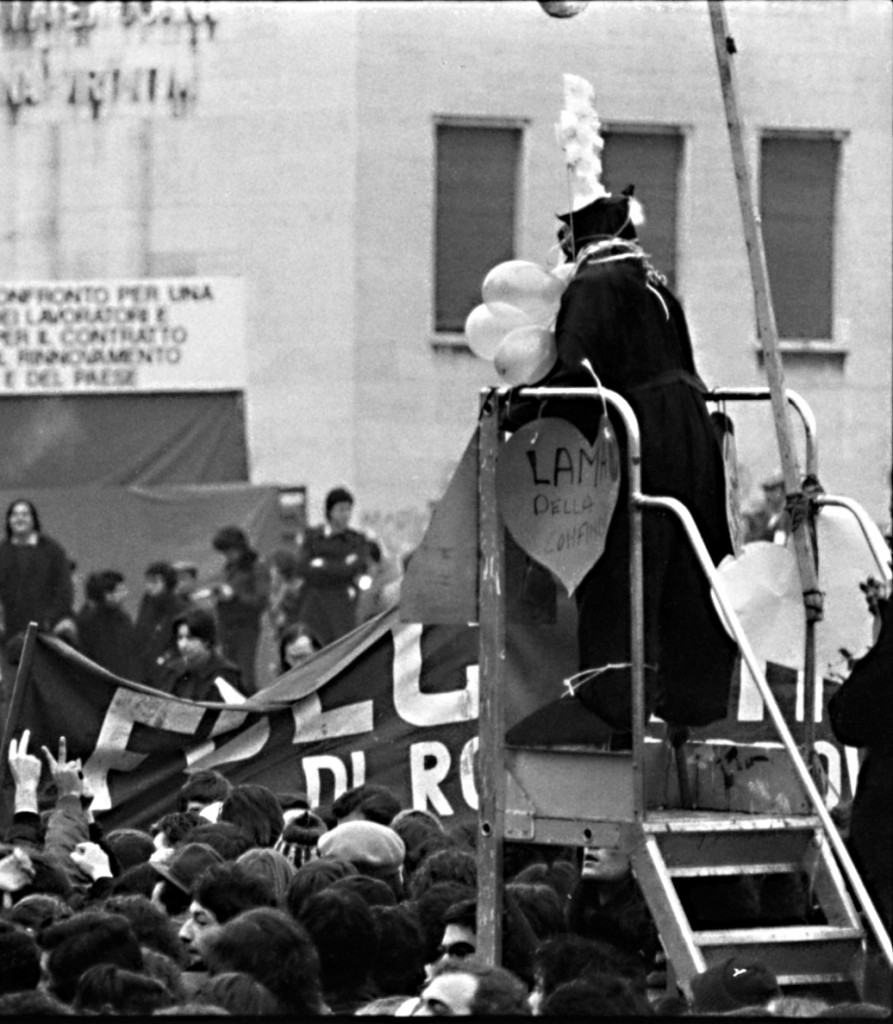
[473,385,892,1003]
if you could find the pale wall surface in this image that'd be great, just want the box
[0,0,889,541]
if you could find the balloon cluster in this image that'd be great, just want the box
[464,259,572,386]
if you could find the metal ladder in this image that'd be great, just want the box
[475,385,892,1003]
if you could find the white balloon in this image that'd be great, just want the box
[482,260,565,321]
[464,302,532,361]
[494,325,557,386]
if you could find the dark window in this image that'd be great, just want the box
[760,134,839,340]
[434,123,522,333]
[601,129,682,291]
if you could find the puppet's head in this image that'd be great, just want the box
[554,74,644,258]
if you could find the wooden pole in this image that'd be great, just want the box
[708,1,822,754]
[476,393,506,966]
[0,622,39,799]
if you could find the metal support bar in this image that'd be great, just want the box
[637,492,892,966]
[706,387,818,480]
[815,494,893,583]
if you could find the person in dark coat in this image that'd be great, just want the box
[76,569,138,679]
[507,191,737,740]
[210,526,270,695]
[828,596,892,931]
[160,607,244,704]
[0,499,75,654]
[294,488,381,647]
[133,561,188,687]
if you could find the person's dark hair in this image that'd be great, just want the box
[442,895,477,933]
[533,933,648,1001]
[431,956,531,1016]
[145,560,178,591]
[182,821,254,861]
[329,873,396,908]
[409,847,477,900]
[199,971,283,1016]
[412,881,477,963]
[0,925,41,994]
[178,769,232,813]
[202,907,323,1014]
[331,783,402,826]
[38,911,143,1004]
[140,948,186,1003]
[150,810,204,846]
[84,569,124,603]
[295,888,378,1002]
[110,861,158,898]
[512,858,580,903]
[72,963,173,1016]
[192,862,276,923]
[172,606,218,649]
[4,499,41,540]
[212,525,249,553]
[6,893,72,934]
[100,894,185,964]
[325,487,354,518]
[219,784,284,848]
[105,828,155,871]
[539,971,652,1016]
[369,903,426,996]
[0,988,73,1015]
[284,856,359,919]
[506,881,567,940]
[277,621,322,672]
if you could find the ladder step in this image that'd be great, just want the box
[695,926,864,988]
[667,861,800,877]
[643,812,821,833]
[694,925,864,946]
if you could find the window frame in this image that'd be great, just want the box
[431,115,528,348]
[757,127,848,348]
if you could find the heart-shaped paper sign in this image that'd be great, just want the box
[496,417,621,596]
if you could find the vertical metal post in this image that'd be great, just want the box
[629,460,647,818]
[476,393,506,966]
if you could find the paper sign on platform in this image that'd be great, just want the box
[496,417,620,596]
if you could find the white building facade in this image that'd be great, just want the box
[1,0,890,550]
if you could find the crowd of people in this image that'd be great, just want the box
[0,489,383,707]
[1,748,889,1018]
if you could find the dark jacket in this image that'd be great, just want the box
[134,590,188,685]
[160,649,243,703]
[506,247,737,730]
[828,601,893,928]
[75,602,138,680]
[216,549,270,634]
[0,534,74,643]
[294,526,381,646]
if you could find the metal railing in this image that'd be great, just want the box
[479,385,892,967]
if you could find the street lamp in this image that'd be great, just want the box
[537,1,589,17]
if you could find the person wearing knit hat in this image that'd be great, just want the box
[317,820,405,899]
[275,809,328,867]
[689,956,781,1014]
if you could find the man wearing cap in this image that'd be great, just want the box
[293,487,382,646]
[317,819,405,899]
[689,955,781,1014]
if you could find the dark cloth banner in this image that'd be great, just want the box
[2,604,854,831]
